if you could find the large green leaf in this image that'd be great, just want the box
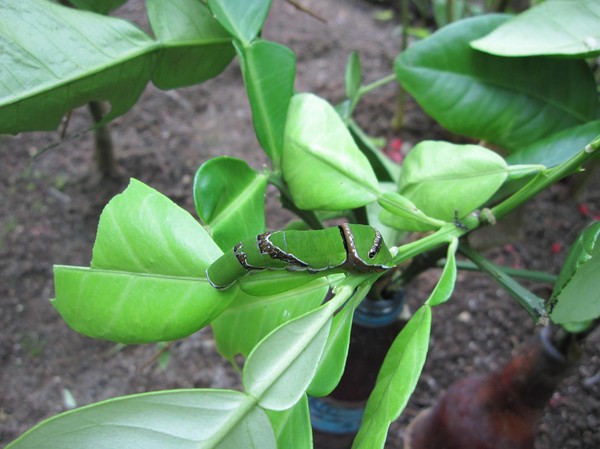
[549,221,600,324]
[507,120,600,167]
[0,0,155,133]
[208,0,271,46]
[212,279,328,362]
[194,156,267,251]
[147,0,235,89]
[352,305,432,449]
[395,15,600,151]
[237,39,296,168]
[471,0,600,57]
[52,179,234,343]
[6,389,276,449]
[283,93,380,210]
[397,141,508,222]
[243,304,332,411]
[0,0,236,134]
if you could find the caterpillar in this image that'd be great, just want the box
[206,223,394,289]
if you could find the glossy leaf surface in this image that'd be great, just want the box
[148,0,235,89]
[0,0,155,133]
[425,238,458,307]
[352,305,432,449]
[549,221,600,324]
[237,39,296,167]
[507,121,600,167]
[243,305,332,411]
[194,157,267,251]
[283,93,379,210]
[52,179,233,343]
[472,0,600,57]
[395,15,600,151]
[6,390,276,449]
[398,141,508,222]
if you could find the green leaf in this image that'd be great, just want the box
[378,191,446,232]
[237,39,296,168]
[283,93,380,210]
[425,238,458,306]
[68,0,127,14]
[267,395,312,449]
[395,15,600,151]
[148,0,235,89]
[507,120,600,167]
[92,179,222,274]
[345,51,362,100]
[307,294,358,397]
[194,157,267,251]
[0,0,155,134]
[53,266,234,344]
[243,304,332,411]
[52,179,234,343]
[398,141,508,222]
[471,0,600,57]
[6,389,276,449]
[549,221,600,324]
[212,280,328,363]
[208,0,272,46]
[348,121,399,183]
[352,305,432,449]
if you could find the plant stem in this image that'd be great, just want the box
[491,135,600,223]
[459,244,548,325]
[358,73,397,97]
[453,260,558,284]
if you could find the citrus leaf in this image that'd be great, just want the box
[208,0,271,46]
[471,0,600,57]
[194,157,267,251]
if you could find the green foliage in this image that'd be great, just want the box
[471,0,600,57]
[549,221,600,326]
[3,1,600,449]
[395,14,600,152]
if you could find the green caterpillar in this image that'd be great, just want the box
[206,223,394,289]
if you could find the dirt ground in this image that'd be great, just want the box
[1,1,599,448]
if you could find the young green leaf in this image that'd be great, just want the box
[148,0,235,89]
[53,266,234,344]
[471,0,600,57]
[283,93,380,210]
[345,51,362,101]
[549,221,600,324]
[0,0,155,133]
[52,179,234,343]
[267,395,312,449]
[352,305,432,449]
[243,304,332,411]
[194,157,267,251]
[425,238,458,306]
[208,0,272,46]
[378,191,446,232]
[212,279,328,363]
[395,15,600,151]
[307,293,359,397]
[398,141,508,222]
[6,390,276,449]
[236,39,296,168]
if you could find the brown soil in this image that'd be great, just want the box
[1,1,598,448]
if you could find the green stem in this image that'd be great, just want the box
[358,73,397,97]
[459,244,548,325]
[453,260,558,284]
[491,136,600,222]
